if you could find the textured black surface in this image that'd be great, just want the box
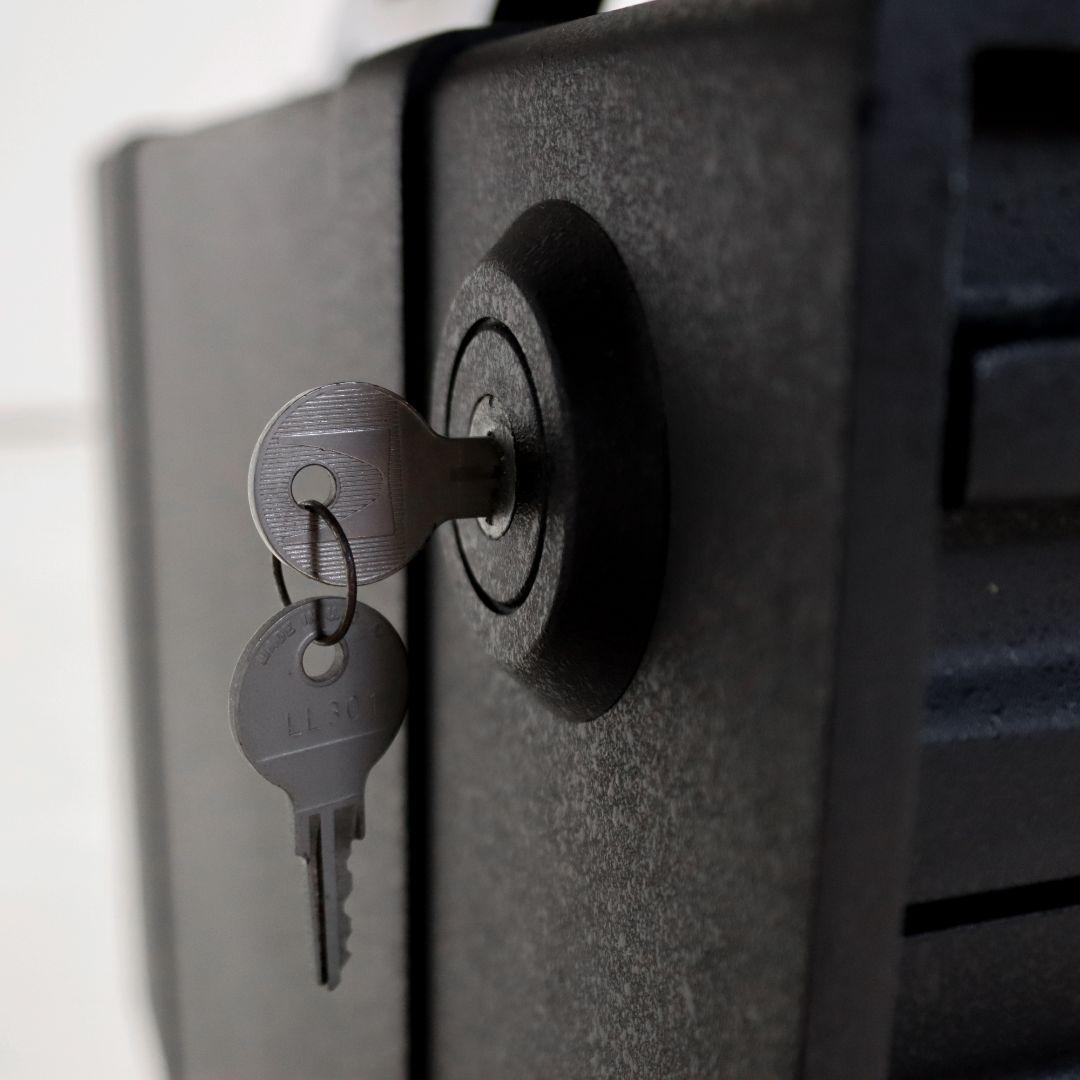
[914,510,1080,902]
[894,908,1080,1079]
[967,339,1080,502]
[962,47,1080,318]
[801,3,964,1071]
[893,6,1080,1078]
[425,5,863,1075]
[945,43,1080,507]
[103,53,421,1078]
[104,2,1080,1076]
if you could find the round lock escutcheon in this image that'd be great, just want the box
[433,200,668,722]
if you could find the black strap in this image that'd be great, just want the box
[492,0,602,22]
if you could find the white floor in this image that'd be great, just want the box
[1,4,348,1071]
[0,427,164,1079]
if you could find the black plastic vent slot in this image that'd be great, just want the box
[942,48,1080,507]
[905,875,1080,936]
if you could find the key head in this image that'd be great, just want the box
[250,381,499,587]
[230,597,407,815]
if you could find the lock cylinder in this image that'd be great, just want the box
[433,200,668,722]
[447,323,544,612]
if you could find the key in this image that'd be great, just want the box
[229,595,408,988]
[250,380,501,587]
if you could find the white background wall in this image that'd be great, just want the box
[0,1,640,1076]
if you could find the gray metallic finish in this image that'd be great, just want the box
[250,381,499,586]
[467,388,519,540]
[231,597,408,990]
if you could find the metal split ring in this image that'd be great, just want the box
[271,499,357,646]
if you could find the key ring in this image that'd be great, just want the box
[271,499,357,646]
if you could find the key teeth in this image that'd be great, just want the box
[335,809,356,969]
[297,804,362,988]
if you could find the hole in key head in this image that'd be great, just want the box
[291,463,337,507]
[302,640,346,684]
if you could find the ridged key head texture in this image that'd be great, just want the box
[250,382,418,587]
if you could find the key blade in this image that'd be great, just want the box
[297,804,361,989]
[231,598,406,989]
[300,814,331,987]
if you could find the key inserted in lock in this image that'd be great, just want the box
[247,202,665,725]
[468,395,516,539]
[249,382,503,587]
[447,325,545,613]
[434,200,668,722]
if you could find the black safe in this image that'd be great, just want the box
[101,2,1080,1077]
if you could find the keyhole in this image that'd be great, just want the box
[292,464,337,507]
[468,395,516,539]
[302,640,346,683]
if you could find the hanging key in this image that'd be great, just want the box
[250,380,501,587]
[229,595,408,988]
